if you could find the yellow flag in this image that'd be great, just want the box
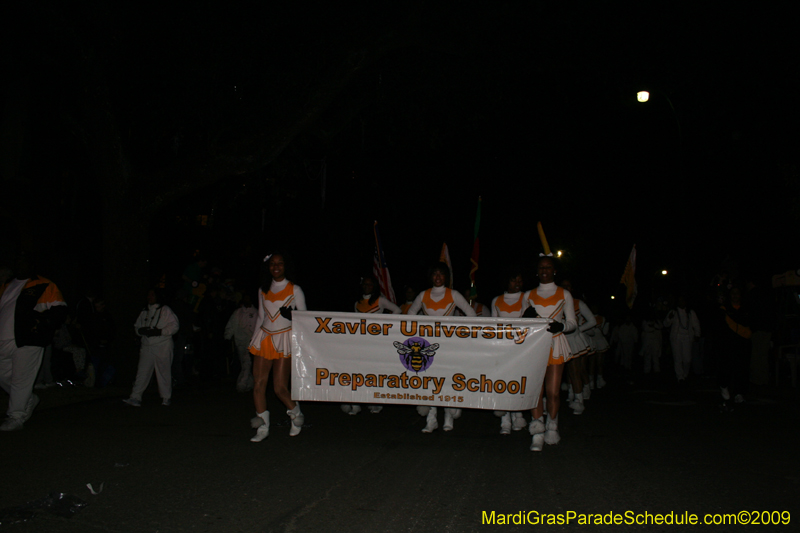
[620,245,637,309]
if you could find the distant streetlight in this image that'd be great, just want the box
[636,89,682,147]
[611,295,616,300]
[556,250,563,258]
[661,270,668,275]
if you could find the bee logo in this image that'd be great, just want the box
[393,337,439,373]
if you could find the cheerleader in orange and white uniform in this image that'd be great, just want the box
[524,255,576,451]
[490,268,529,435]
[343,276,401,415]
[248,253,307,442]
[560,279,595,415]
[407,262,476,432]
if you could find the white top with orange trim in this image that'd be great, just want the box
[254,279,306,336]
[355,295,401,314]
[525,282,577,362]
[491,292,526,318]
[407,286,476,317]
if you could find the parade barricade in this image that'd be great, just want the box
[291,311,552,411]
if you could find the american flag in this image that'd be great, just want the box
[373,221,397,304]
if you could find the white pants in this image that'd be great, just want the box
[0,339,44,419]
[235,344,254,392]
[672,337,693,380]
[130,341,173,401]
[642,337,661,373]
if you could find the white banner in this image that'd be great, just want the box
[291,311,552,411]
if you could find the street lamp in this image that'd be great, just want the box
[636,89,682,147]
[661,270,668,275]
[556,250,563,258]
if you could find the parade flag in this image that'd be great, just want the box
[439,242,453,288]
[468,197,482,302]
[373,221,397,304]
[292,311,552,410]
[537,221,552,256]
[620,244,637,309]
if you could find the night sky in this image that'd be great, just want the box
[1,2,797,315]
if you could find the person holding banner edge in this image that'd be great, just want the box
[342,275,401,415]
[407,262,476,432]
[490,267,530,435]
[248,253,306,442]
[524,255,577,451]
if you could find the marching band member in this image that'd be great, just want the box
[524,255,576,451]
[248,253,306,442]
[663,294,700,383]
[490,268,529,434]
[407,262,476,432]
[343,276,400,415]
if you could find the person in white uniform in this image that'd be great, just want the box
[0,253,67,431]
[407,262,476,432]
[248,253,307,441]
[663,294,700,382]
[490,268,529,434]
[524,255,577,451]
[124,289,180,406]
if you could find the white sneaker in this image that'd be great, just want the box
[349,405,361,415]
[582,386,591,400]
[443,409,455,431]
[340,404,352,414]
[570,399,584,415]
[720,387,730,401]
[512,413,527,431]
[22,394,40,423]
[596,376,606,389]
[250,411,270,442]
[0,418,24,431]
[416,405,431,417]
[162,398,171,407]
[589,379,595,390]
[287,403,304,436]
[422,407,438,433]
[368,406,383,414]
[544,416,560,445]
[500,413,512,435]
[123,397,141,407]
[529,417,545,451]
[251,424,269,442]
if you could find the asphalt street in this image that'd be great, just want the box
[1,373,798,532]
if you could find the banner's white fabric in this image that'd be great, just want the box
[292,311,552,411]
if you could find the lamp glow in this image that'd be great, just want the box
[611,295,616,300]
[661,270,668,275]
[637,91,650,102]
[556,250,563,257]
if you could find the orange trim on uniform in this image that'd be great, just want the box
[495,293,524,315]
[249,332,289,360]
[356,298,380,313]
[528,286,565,308]
[422,288,455,315]
[400,302,412,314]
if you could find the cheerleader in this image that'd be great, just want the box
[248,253,306,442]
[524,255,576,451]
[343,276,401,415]
[560,279,595,415]
[407,262,476,432]
[490,269,529,434]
